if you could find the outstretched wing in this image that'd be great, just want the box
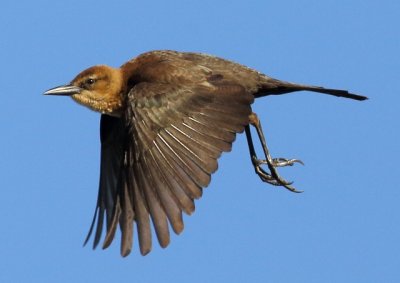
[87,81,254,257]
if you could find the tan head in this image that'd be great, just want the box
[44,65,124,115]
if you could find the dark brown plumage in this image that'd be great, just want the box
[44,50,367,257]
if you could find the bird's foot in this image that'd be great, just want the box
[252,156,304,193]
[245,112,305,193]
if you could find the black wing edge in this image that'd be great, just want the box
[83,114,126,250]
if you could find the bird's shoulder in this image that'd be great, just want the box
[120,51,211,86]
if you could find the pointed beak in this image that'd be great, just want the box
[44,84,82,96]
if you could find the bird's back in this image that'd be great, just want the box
[121,50,269,94]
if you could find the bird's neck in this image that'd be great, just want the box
[71,93,123,116]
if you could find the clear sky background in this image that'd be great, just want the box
[1,0,399,282]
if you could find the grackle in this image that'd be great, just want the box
[45,50,367,256]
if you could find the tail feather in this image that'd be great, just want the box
[257,80,367,101]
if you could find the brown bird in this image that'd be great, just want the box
[44,50,367,257]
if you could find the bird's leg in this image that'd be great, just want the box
[245,112,304,193]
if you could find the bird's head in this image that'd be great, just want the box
[44,65,124,115]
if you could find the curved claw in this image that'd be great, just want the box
[283,184,304,193]
[272,158,305,167]
[264,175,303,193]
[265,174,303,193]
[294,159,305,166]
[262,176,294,187]
[277,179,294,186]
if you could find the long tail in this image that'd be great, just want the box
[256,80,367,101]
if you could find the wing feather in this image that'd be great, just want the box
[86,81,254,256]
[136,155,170,248]
[129,165,152,255]
[149,144,195,214]
[144,149,184,234]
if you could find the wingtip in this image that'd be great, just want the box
[121,248,132,257]
[102,238,113,250]
[140,247,152,256]
[159,238,171,248]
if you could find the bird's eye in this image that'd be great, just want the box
[86,78,96,85]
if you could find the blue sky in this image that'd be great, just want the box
[1,0,399,282]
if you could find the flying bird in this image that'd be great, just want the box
[44,50,367,257]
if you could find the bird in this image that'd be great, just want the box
[44,50,367,257]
